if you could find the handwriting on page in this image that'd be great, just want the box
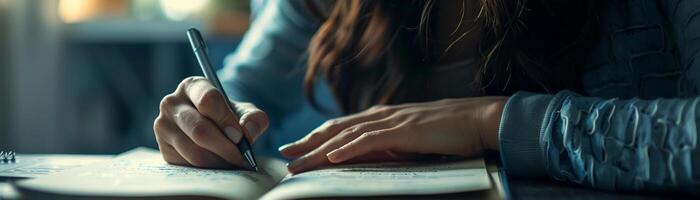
[19,148,276,200]
[106,159,261,183]
[87,148,267,185]
[293,161,482,186]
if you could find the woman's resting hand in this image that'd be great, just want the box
[280,96,506,173]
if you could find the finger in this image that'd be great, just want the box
[159,112,231,168]
[154,115,188,166]
[183,77,245,145]
[172,103,248,168]
[156,112,235,168]
[279,111,391,158]
[169,131,232,168]
[326,127,407,164]
[286,121,392,173]
[158,141,189,166]
[234,102,269,142]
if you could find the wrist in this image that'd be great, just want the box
[481,97,507,151]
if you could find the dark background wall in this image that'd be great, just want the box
[0,2,9,150]
[0,0,249,153]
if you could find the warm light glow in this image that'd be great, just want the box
[159,0,209,21]
[59,0,92,23]
[58,0,127,23]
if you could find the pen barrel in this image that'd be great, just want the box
[187,28,259,171]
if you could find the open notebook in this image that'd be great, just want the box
[16,147,496,200]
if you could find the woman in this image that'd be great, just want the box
[153,0,700,194]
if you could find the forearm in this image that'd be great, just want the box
[219,0,318,121]
[480,97,506,151]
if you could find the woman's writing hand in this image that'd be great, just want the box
[280,97,506,173]
[153,76,269,169]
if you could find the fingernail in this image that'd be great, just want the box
[278,143,295,152]
[224,126,243,144]
[326,149,343,163]
[326,149,338,163]
[244,122,260,140]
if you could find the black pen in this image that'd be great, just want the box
[186,28,259,172]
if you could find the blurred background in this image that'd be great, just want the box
[0,0,252,154]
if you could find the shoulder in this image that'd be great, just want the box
[251,0,330,29]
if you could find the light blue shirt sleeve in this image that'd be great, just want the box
[219,0,317,119]
[218,0,337,155]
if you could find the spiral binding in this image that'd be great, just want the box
[0,151,16,163]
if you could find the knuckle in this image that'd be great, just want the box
[175,108,198,124]
[324,119,341,129]
[306,131,324,142]
[181,76,201,86]
[159,94,178,112]
[361,131,383,141]
[189,122,213,142]
[197,88,223,110]
[338,128,360,141]
[345,125,363,136]
[153,116,167,135]
[178,76,199,91]
[328,119,341,126]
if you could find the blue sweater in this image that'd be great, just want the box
[219,0,700,193]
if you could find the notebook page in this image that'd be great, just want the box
[17,147,287,200]
[260,158,492,200]
[0,154,112,178]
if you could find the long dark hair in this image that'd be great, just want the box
[304,0,601,114]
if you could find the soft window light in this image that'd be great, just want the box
[159,0,209,21]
